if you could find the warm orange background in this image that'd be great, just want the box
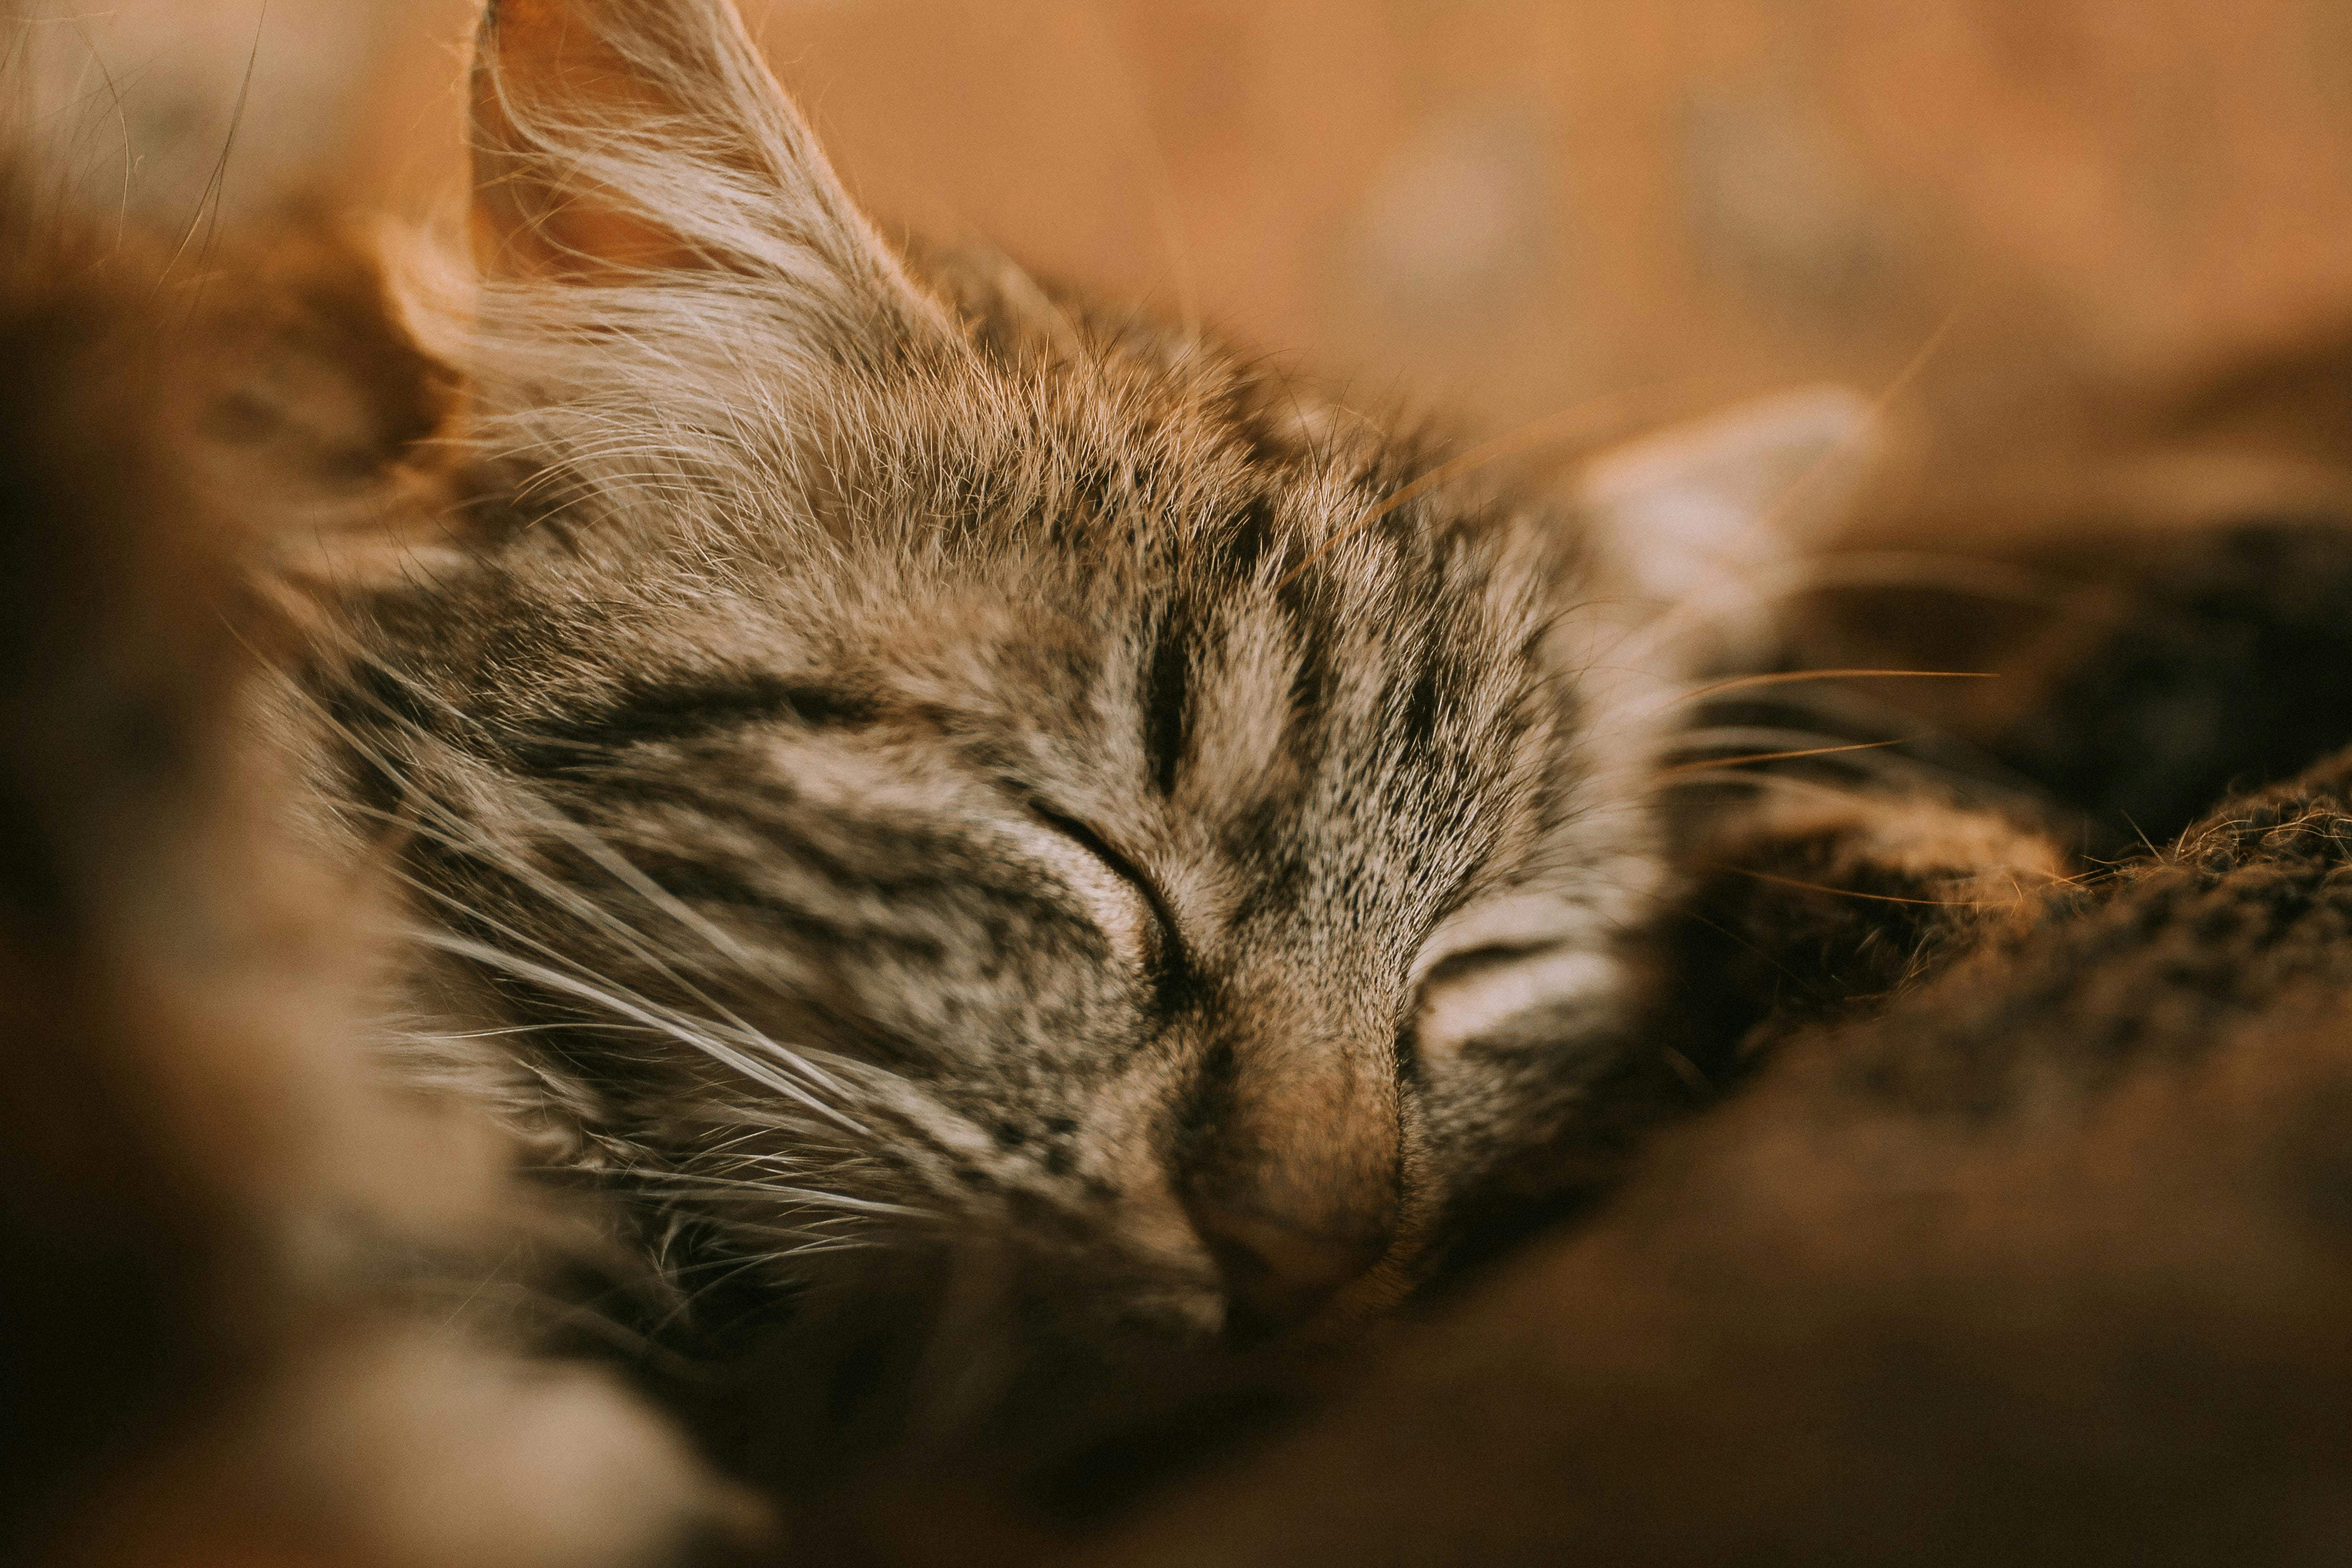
[58,0,2352,535]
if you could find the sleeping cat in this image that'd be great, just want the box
[24,0,2352,1559]
[14,0,1936,1541]
[284,0,1908,1437]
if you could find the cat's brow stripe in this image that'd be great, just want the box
[504,674,879,766]
[1142,615,1191,798]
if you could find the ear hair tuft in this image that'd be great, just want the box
[468,0,949,338]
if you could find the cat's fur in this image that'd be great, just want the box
[25,0,2352,1561]
[292,0,1769,1415]
[290,0,2352,1519]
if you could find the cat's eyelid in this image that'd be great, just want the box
[1408,893,1609,988]
[1416,946,1629,1060]
[1007,805,1181,970]
[1410,894,1632,1062]
[998,815,1150,961]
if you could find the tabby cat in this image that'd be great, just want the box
[24,0,2352,1560]
[288,0,1898,1442]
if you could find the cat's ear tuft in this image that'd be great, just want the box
[1571,387,1882,677]
[469,0,944,325]
[1579,385,1878,662]
[1580,385,1877,603]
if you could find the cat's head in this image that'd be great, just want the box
[319,0,1856,1375]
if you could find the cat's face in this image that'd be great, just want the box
[325,0,1700,1355]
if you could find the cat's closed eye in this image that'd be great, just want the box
[1411,898,1631,1063]
[1039,808,1196,984]
[1004,809,1166,972]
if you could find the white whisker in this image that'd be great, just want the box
[416,926,868,1139]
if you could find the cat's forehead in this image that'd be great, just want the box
[513,320,1551,647]
[467,304,1587,775]
[799,361,1568,715]
[438,269,1598,926]
[801,376,1577,944]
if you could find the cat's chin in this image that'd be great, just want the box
[638,1227,1249,1485]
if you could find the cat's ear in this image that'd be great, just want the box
[1578,386,1877,665]
[469,0,944,325]
[1580,385,1877,605]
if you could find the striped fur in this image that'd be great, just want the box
[290,0,1735,1411]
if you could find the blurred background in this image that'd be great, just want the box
[28,0,2352,542]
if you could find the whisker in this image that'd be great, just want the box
[1751,303,1965,545]
[412,923,868,1138]
[1668,722,1899,752]
[1708,863,2020,909]
[496,794,865,1099]
[1655,737,1921,779]
[345,789,862,1104]
[630,1189,922,1222]
[287,670,876,1121]
[1668,668,1997,709]
[1582,303,1970,676]
[623,1172,925,1221]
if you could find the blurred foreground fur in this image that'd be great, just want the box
[0,167,755,1566]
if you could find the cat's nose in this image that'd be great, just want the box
[1185,1196,1391,1330]
[1177,1029,1403,1333]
